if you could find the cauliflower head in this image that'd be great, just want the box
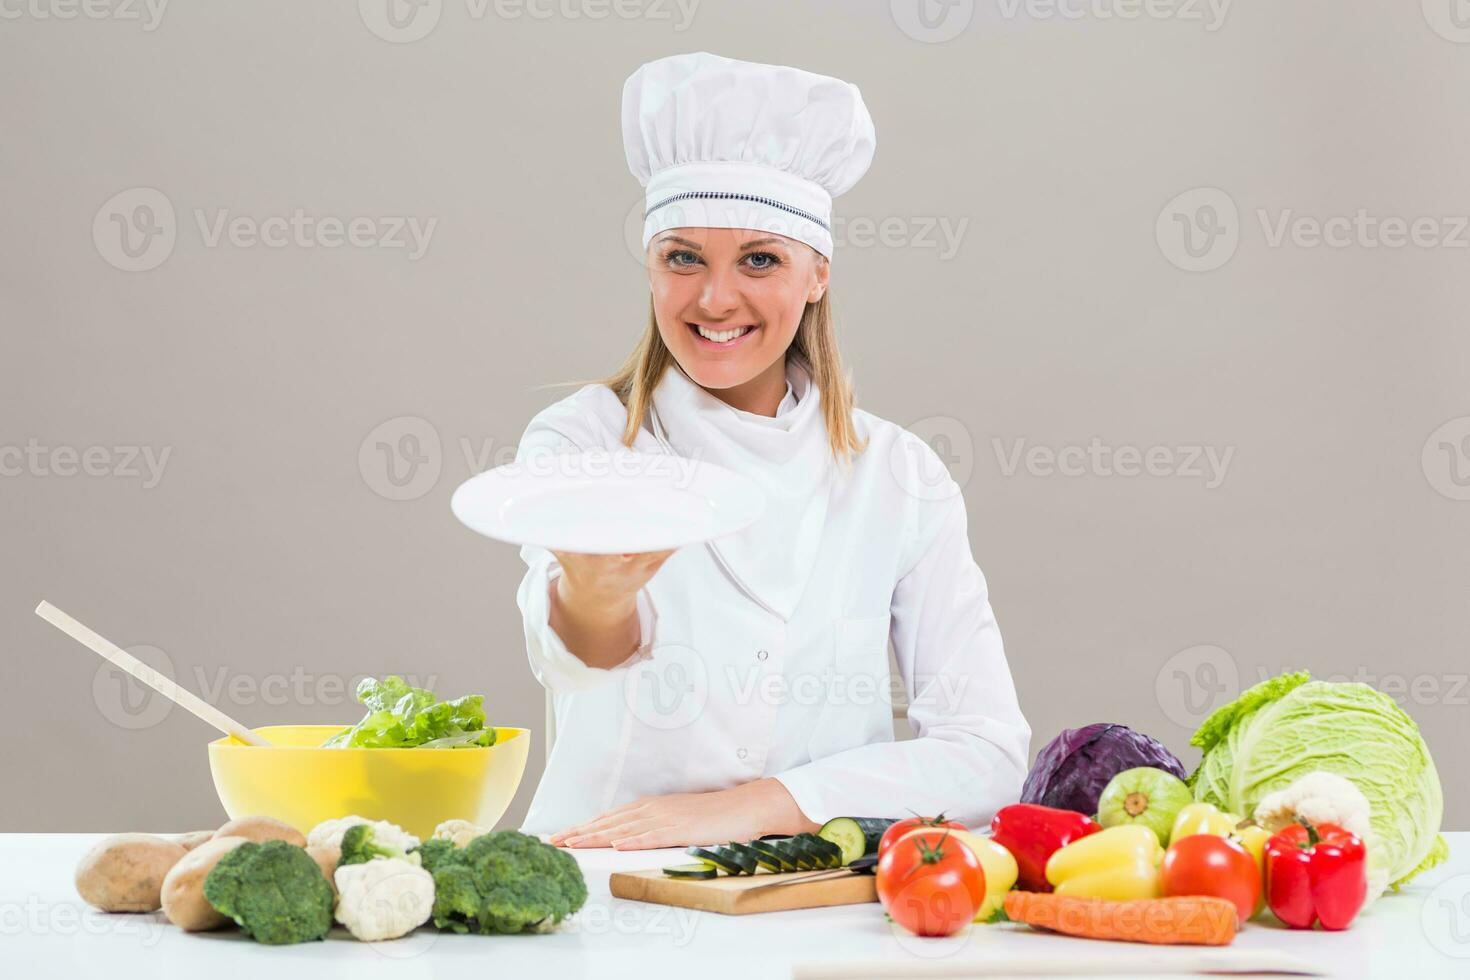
[334,857,435,942]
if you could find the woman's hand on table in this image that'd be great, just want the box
[549,777,820,849]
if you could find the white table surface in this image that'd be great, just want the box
[3,832,1467,979]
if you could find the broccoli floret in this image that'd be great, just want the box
[411,837,459,874]
[426,831,587,934]
[203,840,334,945]
[339,822,418,867]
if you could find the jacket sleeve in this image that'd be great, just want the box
[772,489,1031,829]
[513,402,660,694]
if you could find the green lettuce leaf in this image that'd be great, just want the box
[322,676,497,749]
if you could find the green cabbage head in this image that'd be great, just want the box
[1189,671,1447,900]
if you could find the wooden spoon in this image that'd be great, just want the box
[36,600,271,746]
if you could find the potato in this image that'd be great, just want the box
[75,834,188,912]
[213,815,306,847]
[171,830,215,852]
[160,835,249,931]
[306,843,341,898]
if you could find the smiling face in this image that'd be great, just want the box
[647,227,829,406]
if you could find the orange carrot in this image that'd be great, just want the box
[1002,892,1238,946]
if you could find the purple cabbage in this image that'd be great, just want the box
[1020,723,1188,816]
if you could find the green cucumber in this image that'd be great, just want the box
[725,842,767,873]
[817,817,900,865]
[733,841,781,872]
[797,833,844,869]
[748,839,797,872]
[716,844,757,875]
[687,846,744,874]
[663,862,719,879]
[789,837,823,870]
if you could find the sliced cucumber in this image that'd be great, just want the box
[788,837,822,871]
[716,844,757,875]
[817,817,899,865]
[663,862,719,879]
[728,841,778,872]
[725,842,767,873]
[749,839,797,872]
[687,846,744,875]
[798,832,844,869]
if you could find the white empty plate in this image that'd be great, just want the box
[451,450,767,554]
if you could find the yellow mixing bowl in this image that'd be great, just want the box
[208,725,530,841]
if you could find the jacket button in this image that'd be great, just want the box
[756,649,769,661]
[736,747,748,760]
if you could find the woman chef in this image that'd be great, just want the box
[515,52,1030,848]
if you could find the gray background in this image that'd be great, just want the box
[3,1,1467,834]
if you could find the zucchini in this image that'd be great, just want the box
[687,846,744,875]
[663,862,719,879]
[817,816,899,865]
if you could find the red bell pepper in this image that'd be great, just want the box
[989,804,1102,892]
[1263,818,1367,931]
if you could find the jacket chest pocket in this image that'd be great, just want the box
[805,613,894,761]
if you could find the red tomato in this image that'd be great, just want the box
[878,816,967,862]
[876,830,985,937]
[1161,834,1261,924]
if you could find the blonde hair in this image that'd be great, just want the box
[596,293,867,464]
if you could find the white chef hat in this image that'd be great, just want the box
[622,52,876,259]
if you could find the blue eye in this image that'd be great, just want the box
[743,252,780,271]
[665,249,701,268]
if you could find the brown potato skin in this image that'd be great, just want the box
[161,836,249,931]
[172,830,215,852]
[213,815,306,848]
[306,843,341,898]
[75,834,188,912]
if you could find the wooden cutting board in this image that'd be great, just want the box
[610,867,878,915]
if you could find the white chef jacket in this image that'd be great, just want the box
[514,360,1030,835]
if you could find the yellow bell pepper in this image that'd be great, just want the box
[1231,822,1271,917]
[1169,802,1241,843]
[945,830,1019,922]
[1045,825,1163,901]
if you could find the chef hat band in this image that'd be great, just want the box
[643,162,832,256]
[623,53,877,260]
